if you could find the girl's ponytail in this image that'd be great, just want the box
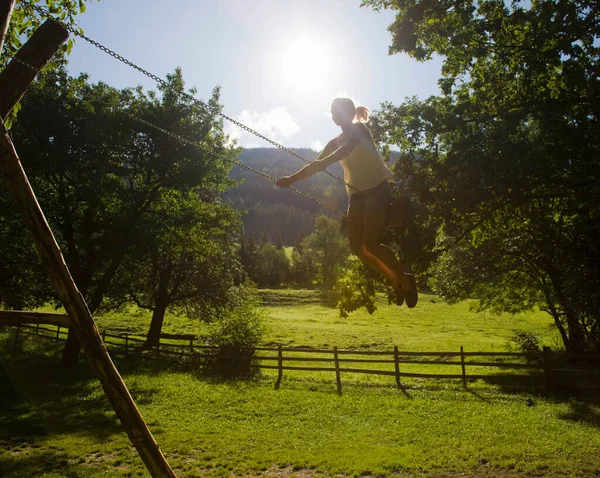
[354,106,370,123]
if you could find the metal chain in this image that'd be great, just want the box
[24,1,356,193]
[132,116,346,217]
[11,56,40,73]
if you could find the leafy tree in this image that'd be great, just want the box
[0,192,53,310]
[290,246,318,288]
[362,0,600,353]
[297,215,349,288]
[108,190,243,347]
[254,242,290,287]
[275,231,284,250]
[10,66,239,364]
[239,235,259,282]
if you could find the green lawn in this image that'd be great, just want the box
[1,291,598,477]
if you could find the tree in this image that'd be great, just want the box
[275,231,284,250]
[254,242,290,287]
[109,190,243,347]
[297,215,349,288]
[0,192,53,310]
[11,66,239,364]
[362,0,600,353]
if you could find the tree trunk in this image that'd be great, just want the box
[145,300,168,348]
[566,312,586,355]
[144,266,171,348]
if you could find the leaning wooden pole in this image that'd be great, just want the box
[0,0,15,54]
[0,18,176,478]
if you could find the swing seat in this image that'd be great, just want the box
[384,195,412,228]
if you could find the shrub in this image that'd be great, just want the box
[202,285,266,377]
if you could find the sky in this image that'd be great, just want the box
[65,0,443,150]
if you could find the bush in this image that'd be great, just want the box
[202,285,266,377]
[506,331,542,364]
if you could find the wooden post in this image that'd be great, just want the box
[0,22,176,478]
[543,346,552,393]
[189,339,193,354]
[55,326,61,341]
[11,323,20,355]
[460,346,467,388]
[101,330,106,343]
[0,0,15,54]
[333,346,342,395]
[394,346,401,389]
[36,323,40,334]
[275,344,283,390]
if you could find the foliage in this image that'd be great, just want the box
[362,0,600,353]
[335,261,377,318]
[289,246,318,287]
[202,285,266,377]
[239,236,290,288]
[295,215,349,288]
[0,192,54,309]
[506,330,542,355]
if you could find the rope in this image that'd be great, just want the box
[23,1,357,194]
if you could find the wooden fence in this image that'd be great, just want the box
[4,323,598,394]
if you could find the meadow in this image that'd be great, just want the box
[1,290,599,478]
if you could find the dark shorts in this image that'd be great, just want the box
[347,181,392,215]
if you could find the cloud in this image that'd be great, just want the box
[226,107,300,148]
[310,140,324,152]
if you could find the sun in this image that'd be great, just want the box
[280,38,332,95]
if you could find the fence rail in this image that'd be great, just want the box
[3,322,599,394]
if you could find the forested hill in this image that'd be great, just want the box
[225,148,348,245]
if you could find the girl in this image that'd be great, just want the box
[276,97,417,308]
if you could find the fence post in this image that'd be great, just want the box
[394,346,402,389]
[101,330,106,343]
[125,333,128,357]
[333,346,342,395]
[12,324,21,356]
[543,346,552,392]
[189,339,193,355]
[275,344,283,390]
[36,323,39,334]
[460,346,467,388]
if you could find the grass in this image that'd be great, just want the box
[1,290,597,477]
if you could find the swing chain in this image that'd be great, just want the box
[24,1,355,193]
[132,116,346,218]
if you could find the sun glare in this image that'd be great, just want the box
[280,38,331,95]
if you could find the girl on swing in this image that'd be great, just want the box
[276,97,417,308]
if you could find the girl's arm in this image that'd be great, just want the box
[276,130,361,187]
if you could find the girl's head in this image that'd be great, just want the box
[331,97,370,126]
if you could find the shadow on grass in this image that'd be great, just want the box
[478,371,600,430]
[0,337,164,446]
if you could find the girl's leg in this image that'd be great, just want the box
[361,202,412,291]
[347,193,406,290]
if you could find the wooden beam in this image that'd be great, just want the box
[0,0,15,54]
[0,19,69,120]
[0,22,177,478]
[0,310,70,327]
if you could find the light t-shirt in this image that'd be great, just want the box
[339,136,394,196]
